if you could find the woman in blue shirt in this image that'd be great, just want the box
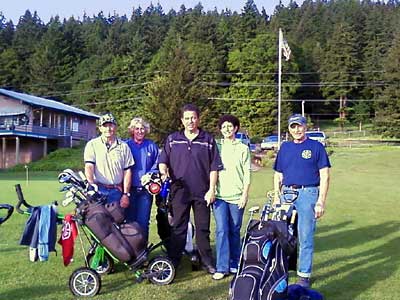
[126,117,159,240]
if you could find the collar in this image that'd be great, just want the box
[178,128,205,141]
[100,136,121,149]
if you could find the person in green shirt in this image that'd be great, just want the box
[212,114,251,280]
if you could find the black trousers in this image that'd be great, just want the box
[167,187,213,267]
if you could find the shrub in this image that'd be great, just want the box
[9,146,85,172]
[260,150,276,167]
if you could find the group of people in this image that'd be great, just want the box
[83,104,330,288]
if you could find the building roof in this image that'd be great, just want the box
[0,88,99,119]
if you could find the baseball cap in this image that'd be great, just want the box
[98,113,117,126]
[288,114,307,126]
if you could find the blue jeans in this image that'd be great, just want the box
[282,186,319,278]
[213,199,244,273]
[125,189,153,240]
[98,186,122,204]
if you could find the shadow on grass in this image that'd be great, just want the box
[316,220,353,235]
[0,284,62,299]
[315,221,400,299]
[0,246,21,253]
[316,221,399,252]
[175,277,230,300]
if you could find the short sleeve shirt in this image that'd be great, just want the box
[84,136,134,185]
[158,129,223,198]
[273,138,331,186]
[126,138,159,187]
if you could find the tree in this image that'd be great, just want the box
[0,14,14,53]
[374,31,400,138]
[0,48,21,87]
[319,21,361,124]
[139,29,221,142]
[29,17,77,96]
[12,10,45,87]
[224,33,300,138]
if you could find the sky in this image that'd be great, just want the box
[1,0,303,24]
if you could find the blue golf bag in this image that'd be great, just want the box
[229,202,297,300]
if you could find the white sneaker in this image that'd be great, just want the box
[229,267,238,274]
[212,272,225,280]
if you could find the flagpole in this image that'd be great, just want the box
[277,28,283,150]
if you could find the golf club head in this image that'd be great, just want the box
[62,191,75,206]
[248,206,260,214]
[58,172,72,184]
[59,184,72,192]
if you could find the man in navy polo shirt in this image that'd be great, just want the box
[159,103,223,274]
[273,114,331,288]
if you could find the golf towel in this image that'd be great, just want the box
[58,214,78,266]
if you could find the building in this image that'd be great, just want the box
[0,88,99,169]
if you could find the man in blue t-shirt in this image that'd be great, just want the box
[273,114,331,288]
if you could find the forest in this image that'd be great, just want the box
[1,0,400,141]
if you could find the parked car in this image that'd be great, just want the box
[235,132,250,147]
[305,131,327,146]
[261,135,279,150]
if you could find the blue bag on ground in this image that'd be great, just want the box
[229,220,296,300]
[288,284,324,300]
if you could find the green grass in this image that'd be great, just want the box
[1,146,400,299]
[5,145,85,172]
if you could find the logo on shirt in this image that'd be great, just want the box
[302,150,312,159]
[61,221,72,240]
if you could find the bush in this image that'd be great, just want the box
[260,150,276,167]
[9,146,85,172]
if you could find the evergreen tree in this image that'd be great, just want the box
[0,48,21,88]
[103,14,130,56]
[319,21,361,122]
[0,14,14,53]
[81,12,108,56]
[12,10,45,87]
[139,30,220,142]
[29,17,76,96]
[374,31,400,138]
[224,33,300,138]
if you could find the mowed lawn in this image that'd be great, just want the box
[0,147,399,300]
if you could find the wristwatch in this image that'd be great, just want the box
[123,192,131,197]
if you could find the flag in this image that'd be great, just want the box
[282,38,291,61]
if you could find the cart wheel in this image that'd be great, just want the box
[69,267,101,297]
[148,257,175,285]
[86,252,114,275]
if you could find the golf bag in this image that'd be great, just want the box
[151,176,199,266]
[79,199,146,263]
[229,206,297,300]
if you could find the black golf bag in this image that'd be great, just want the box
[153,177,200,267]
[229,205,297,300]
[78,198,147,264]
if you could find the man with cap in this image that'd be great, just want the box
[273,114,331,288]
[84,113,134,207]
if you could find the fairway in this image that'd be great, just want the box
[0,147,399,300]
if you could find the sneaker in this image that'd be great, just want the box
[229,267,238,274]
[296,276,311,288]
[212,272,226,280]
